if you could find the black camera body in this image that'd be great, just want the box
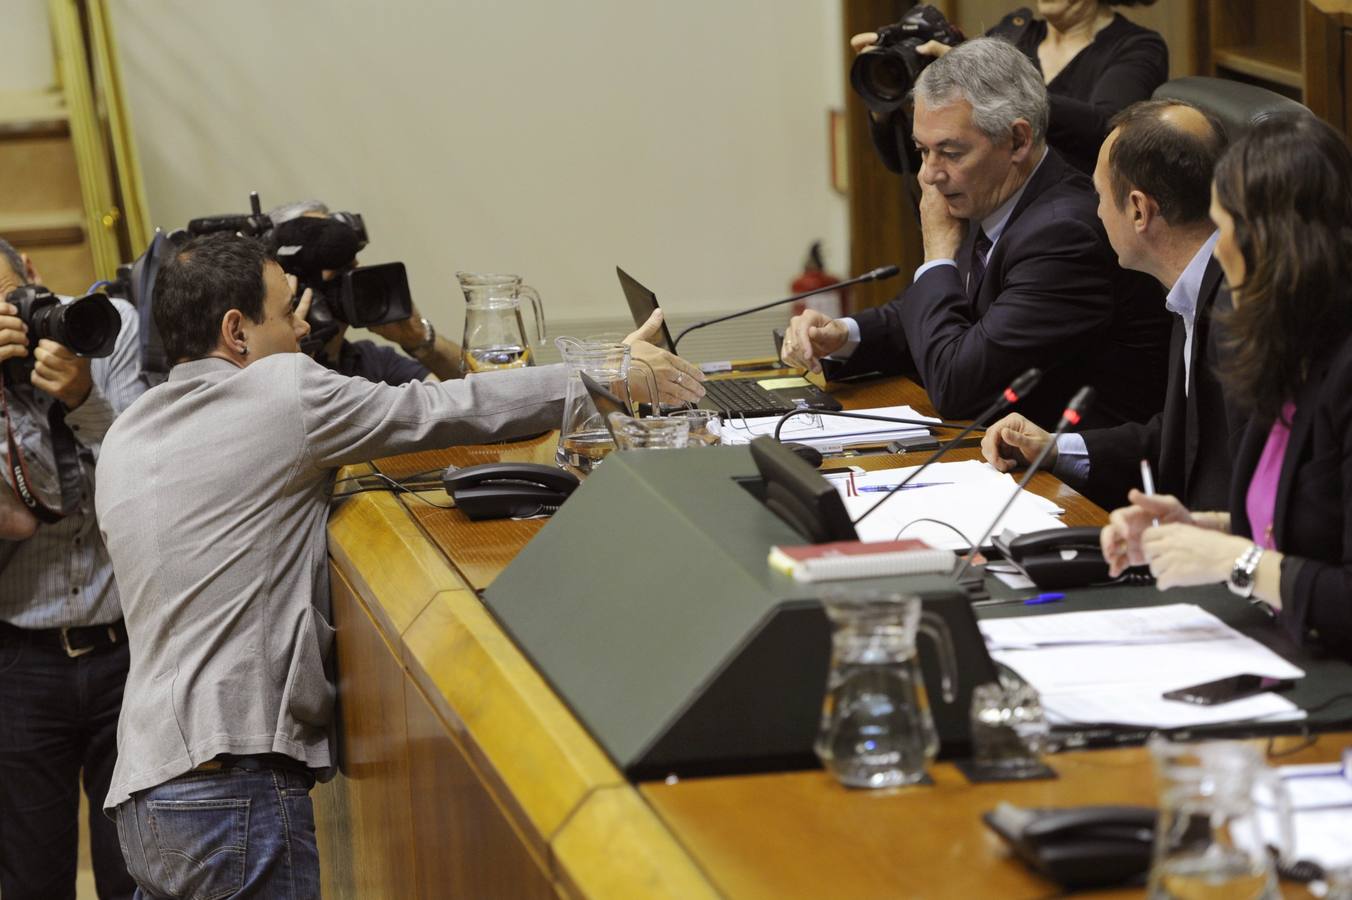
[851,4,964,116]
[7,285,120,360]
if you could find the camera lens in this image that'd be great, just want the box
[857,51,915,104]
[34,294,120,356]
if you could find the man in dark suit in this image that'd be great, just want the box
[982,100,1235,511]
[782,37,1171,430]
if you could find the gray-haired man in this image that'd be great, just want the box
[782,37,1171,430]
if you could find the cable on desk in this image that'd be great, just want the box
[330,471,455,509]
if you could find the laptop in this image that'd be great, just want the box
[616,267,843,419]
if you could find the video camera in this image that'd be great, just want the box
[2,285,120,383]
[851,4,964,117]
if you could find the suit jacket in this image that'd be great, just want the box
[95,354,569,808]
[1079,258,1237,510]
[832,150,1171,431]
[1229,335,1352,658]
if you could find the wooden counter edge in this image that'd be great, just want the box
[552,784,722,900]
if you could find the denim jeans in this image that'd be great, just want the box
[0,628,135,900]
[116,767,320,900]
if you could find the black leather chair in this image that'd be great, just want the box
[1152,76,1311,140]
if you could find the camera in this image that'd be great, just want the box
[851,4,964,116]
[6,285,120,359]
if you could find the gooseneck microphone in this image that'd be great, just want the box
[952,385,1096,583]
[670,264,901,352]
[852,368,1043,527]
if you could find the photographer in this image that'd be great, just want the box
[268,199,704,397]
[855,1,1166,175]
[269,199,464,384]
[0,237,143,899]
[96,232,701,896]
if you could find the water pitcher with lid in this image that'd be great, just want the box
[457,272,546,371]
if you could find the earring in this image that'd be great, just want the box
[238,344,248,356]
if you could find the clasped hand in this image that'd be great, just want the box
[0,301,92,408]
[1100,489,1249,589]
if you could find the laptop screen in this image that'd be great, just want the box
[616,266,676,353]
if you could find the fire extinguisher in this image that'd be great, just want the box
[789,241,845,319]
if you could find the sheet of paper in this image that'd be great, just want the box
[982,604,1307,730]
[717,405,937,449]
[1041,686,1304,729]
[833,460,1066,549]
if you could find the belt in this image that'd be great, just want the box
[0,618,127,658]
[194,753,315,779]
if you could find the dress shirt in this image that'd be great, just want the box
[96,353,569,809]
[0,298,144,629]
[1053,232,1221,484]
[837,150,1049,355]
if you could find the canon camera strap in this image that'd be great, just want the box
[0,368,74,524]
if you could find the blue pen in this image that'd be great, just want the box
[856,481,954,493]
[1025,592,1064,606]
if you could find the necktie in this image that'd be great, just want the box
[967,228,993,296]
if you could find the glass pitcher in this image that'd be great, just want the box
[815,589,959,789]
[554,337,657,472]
[1147,736,1293,900]
[457,272,546,372]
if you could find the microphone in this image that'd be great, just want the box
[952,385,1095,584]
[772,408,972,442]
[269,216,364,277]
[670,265,901,352]
[851,368,1042,528]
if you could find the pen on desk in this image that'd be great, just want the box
[972,592,1065,609]
[855,482,954,493]
[1140,459,1160,527]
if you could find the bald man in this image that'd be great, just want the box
[982,100,1237,511]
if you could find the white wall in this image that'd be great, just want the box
[2,0,54,90]
[109,1,849,346]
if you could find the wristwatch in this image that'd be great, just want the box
[403,317,436,358]
[1226,543,1264,598]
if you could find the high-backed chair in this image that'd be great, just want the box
[1152,76,1311,140]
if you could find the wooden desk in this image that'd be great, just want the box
[318,374,1348,898]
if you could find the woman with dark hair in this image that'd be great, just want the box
[1101,113,1352,656]
[856,0,1168,174]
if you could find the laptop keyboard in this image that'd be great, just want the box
[702,378,799,418]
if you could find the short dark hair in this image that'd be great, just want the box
[153,232,271,363]
[1214,113,1352,420]
[1107,99,1226,226]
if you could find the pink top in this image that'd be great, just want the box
[1245,401,1297,550]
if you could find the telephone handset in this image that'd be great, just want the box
[994,526,1151,589]
[983,802,1157,890]
[442,462,580,521]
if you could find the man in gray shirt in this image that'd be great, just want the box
[96,232,683,896]
[0,238,143,899]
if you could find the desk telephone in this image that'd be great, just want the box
[442,462,580,521]
[983,802,1156,890]
[995,526,1152,589]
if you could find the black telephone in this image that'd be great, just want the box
[994,525,1149,589]
[983,802,1157,890]
[442,462,580,521]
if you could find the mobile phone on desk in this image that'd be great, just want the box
[1161,674,1295,706]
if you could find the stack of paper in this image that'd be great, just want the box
[979,604,1307,729]
[717,405,937,451]
[826,460,1066,549]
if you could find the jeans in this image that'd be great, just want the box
[116,766,321,900]
[0,628,135,900]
